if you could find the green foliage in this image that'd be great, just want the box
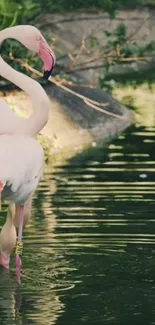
[86,36,99,50]
[1,38,43,85]
[114,24,127,42]
[121,95,137,110]
[99,67,155,93]
[0,0,47,30]
[145,41,155,54]
[122,44,141,57]
[0,0,155,30]
[99,22,155,91]
[0,0,155,88]
[48,0,155,12]
[0,0,21,29]
[105,23,149,58]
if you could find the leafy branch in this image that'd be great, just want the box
[6,53,126,120]
[65,23,154,72]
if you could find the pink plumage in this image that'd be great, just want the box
[0,25,56,284]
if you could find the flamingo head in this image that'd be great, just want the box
[26,25,56,80]
[1,25,56,80]
[39,36,56,81]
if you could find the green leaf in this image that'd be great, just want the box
[104,30,112,37]
[114,23,127,42]
[87,36,99,49]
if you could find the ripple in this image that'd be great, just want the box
[1,125,155,324]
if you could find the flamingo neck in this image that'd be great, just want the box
[0,29,50,136]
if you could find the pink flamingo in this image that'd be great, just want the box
[0,25,56,283]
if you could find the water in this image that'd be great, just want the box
[1,125,155,324]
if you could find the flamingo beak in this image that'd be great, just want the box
[39,38,56,81]
[43,68,53,80]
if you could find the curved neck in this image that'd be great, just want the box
[0,28,50,136]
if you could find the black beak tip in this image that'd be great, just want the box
[43,68,53,81]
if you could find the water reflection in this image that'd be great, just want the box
[52,125,155,324]
[1,125,155,324]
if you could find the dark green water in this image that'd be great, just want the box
[1,125,155,325]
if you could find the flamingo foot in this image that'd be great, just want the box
[0,254,10,269]
[15,255,22,285]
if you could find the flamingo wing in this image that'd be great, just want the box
[0,135,44,204]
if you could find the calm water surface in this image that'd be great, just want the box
[1,125,155,325]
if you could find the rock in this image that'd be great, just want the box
[2,83,133,156]
[1,10,138,154]
[45,82,133,146]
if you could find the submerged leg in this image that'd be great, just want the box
[14,197,32,284]
[0,193,16,270]
[0,253,10,269]
[15,205,25,285]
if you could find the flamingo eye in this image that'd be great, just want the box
[36,35,41,41]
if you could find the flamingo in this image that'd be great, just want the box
[0,25,56,283]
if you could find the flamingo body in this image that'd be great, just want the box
[0,25,56,282]
[0,135,44,204]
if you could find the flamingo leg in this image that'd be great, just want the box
[15,205,24,285]
[0,181,6,211]
[0,203,16,269]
